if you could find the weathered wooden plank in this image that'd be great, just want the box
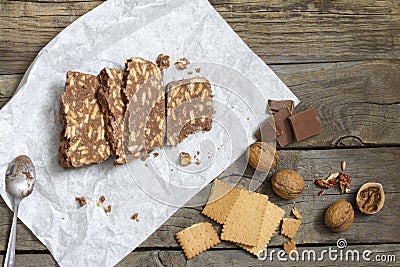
[118,244,400,267]
[0,147,398,251]
[0,243,399,267]
[271,60,400,148]
[1,0,399,74]
[143,147,400,248]
[1,60,399,146]
[0,74,22,109]
[0,253,57,267]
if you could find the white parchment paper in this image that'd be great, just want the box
[0,0,298,266]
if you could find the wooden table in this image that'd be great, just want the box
[1,0,399,266]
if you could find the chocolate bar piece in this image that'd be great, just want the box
[97,68,127,165]
[124,58,165,160]
[274,107,295,147]
[268,100,294,114]
[289,108,322,141]
[59,71,111,168]
[166,77,213,146]
[255,117,282,142]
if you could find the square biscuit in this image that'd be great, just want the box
[239,200,285,255]
[221,190,268,246]
[202,179,241,224]
[176,222,220,260]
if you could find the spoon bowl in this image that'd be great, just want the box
[4,155,36,267]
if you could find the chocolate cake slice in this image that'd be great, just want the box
[166,77,213,146]
[59,71,111,168]
[97,68,127,165]
[124,57,165,160]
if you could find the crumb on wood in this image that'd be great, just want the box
[75,197,87,207]
[195,67,202,73]
[291,207,302,220]
[187,71,193,75]
[153,152,159,158]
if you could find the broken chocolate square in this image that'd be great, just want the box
[274,107,295,147]
[289,108,322,141]
[59,71,111,168]
[255,117,282,142]
[166,77,213,146]
[268,100,294,114]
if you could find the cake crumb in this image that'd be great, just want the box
[156,54,171,70]
[174,58,190,70]
[131,213,139,222]
[104,205,112,214]
[180,152,192,166]
[75,197,87,207]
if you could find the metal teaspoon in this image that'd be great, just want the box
[4,155,36,267]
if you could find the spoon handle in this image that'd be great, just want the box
[4,202,19,267]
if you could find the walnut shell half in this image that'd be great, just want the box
[325,200,354,233]
[246,142,278,172]
[356,182,385,215]
[271,170,304,199]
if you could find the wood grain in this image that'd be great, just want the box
[0,243,398,267]
[0,147,398,251]
[1,61,399,146]
[0,0,399,265]
[272,60,400,148]
[1,0,399,74]
[118,244,400,267]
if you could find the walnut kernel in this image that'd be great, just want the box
[356,182,385,215]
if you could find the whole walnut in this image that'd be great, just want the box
[246,142,278,172]
[325,200,354,233]
[271,170,304,199]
